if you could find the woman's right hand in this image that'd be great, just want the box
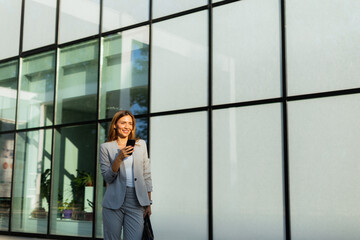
[116,146,134,161]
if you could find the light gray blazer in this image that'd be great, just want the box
[99,139,152,209]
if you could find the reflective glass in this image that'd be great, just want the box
[56,40,99,124]
[100,27,149,119]
[0,133,14,231]
[96,117,148,238]
[0,0,22,59]
[59,0,100,44]
[150,112,208,239]
[151,11,208,112]
[0,60,18,132]
[288,94,360,240]
[213,0,281,105]
[152,0,207,19]
[50,124,96,237]
[286,0,360,95]
[23,0,56,51]
[11,129,52,233]
[18,51,55,129]
[102,0,149,31]
[213,104,284,240]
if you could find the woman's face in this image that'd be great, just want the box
[115,115,133,138]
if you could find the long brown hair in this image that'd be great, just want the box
[106,110,136,142]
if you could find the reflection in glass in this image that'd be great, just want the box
[96,118,148,238]
[0,60,18,132]
[18,51,55,129]
[59,0,100,44]
[56,40,99,124]
[0,133,14,231]
[23,0,56,51]
[213,104,284,240]
[151,11,208,112]
[213,0,281,105]
[50,124,96,237]
[100,27,149,119]
[102,0,149,31]
[11,129,52,233]
[150,112,208,239]
[289,95,360,240]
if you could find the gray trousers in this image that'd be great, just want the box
[103,187,145,240]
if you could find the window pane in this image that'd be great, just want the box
[50,124,96,237]
[152,0,207,19]
[0,0,22,59]
[59,0,100,44]
[0,133,14,231]
[286,0,360,95]
[11,129,52,233]
[23,0,56,51]
[288,94,360,240]
[151,11,208,112]
[56,40,99,125]
[95,117,148,238]
[213,104,284,240]
[150,112,208,239]
[18,51,55,129]
[100,27,149,119]
[0,60,18,132]
[213,0,281,105]
[102,0,149,31]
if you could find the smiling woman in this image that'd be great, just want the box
[99,110,152,240]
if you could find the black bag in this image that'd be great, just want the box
[142,214,154,240]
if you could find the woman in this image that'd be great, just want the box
[100,110,152,240]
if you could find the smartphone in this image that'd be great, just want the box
[126,139,136,155]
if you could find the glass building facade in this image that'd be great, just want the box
[0,0,359,239]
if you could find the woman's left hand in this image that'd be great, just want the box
[144,205,151,218]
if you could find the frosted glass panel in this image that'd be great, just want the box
[18,51,55,129]
[12,129,52,234]
[151,11,208,112]
[0,60,18,132]
[213,104,284,240]
[0,0,22,59]
[23,0,56,51]
[59,0,100,44]
[102,0,149,31]
[153,0,207,18]
[288,94,360,240]
[100,27,149,119]
[150,112,208,239]
[213,0,281,105]
[287,0,360,95]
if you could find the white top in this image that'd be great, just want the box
[123,155,134,187]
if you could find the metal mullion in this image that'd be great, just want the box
[58,34,101,48]
[208,1,213,239]
[152,5,208,24]
[0,56,18,65]
[46,0,60,234]
[92,0,103,238]
[9,52,23,232]
[20,44,57,58]
[287,88,360,102]
[147,0,153,154]
[101,21,151,38]
[212,0,242,8]
[280,0,291,239]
